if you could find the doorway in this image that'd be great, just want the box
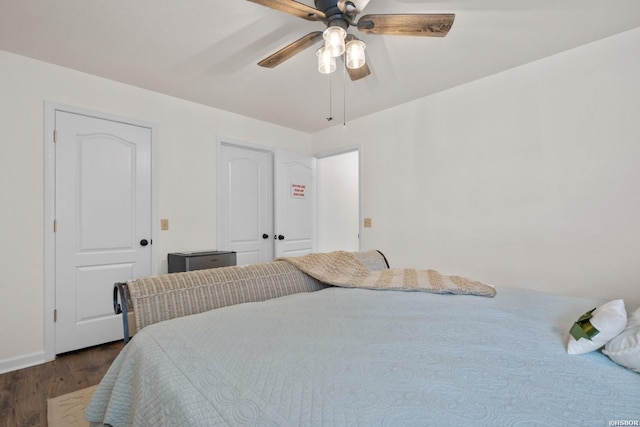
[317,150,360,252]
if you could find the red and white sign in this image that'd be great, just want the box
[290,183,306,199]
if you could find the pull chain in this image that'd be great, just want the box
[343,55,347,127]
[326,71,334,122]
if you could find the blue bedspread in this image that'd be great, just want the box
[86,287,640,426]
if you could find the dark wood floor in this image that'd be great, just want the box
[0,341,124,427]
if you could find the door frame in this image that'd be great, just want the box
[43,102,159,361]
[315,145,362,252]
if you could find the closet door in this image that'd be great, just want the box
[274,149,317,258]
[217,143,316,263]
[218,143,273,265]
[55,110,152,353]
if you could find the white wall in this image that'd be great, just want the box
[3,26,639,372]
[317,151,360,252]
[0,50,311,371]
[312,28,640,307]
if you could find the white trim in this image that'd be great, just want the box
[0,351,47,375]
[216,135,274,153]
[43,101,158,361]
[43,102,57,363]
[314,144,361,159]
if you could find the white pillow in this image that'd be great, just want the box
[566,299,627,355]
[603,306,640,372]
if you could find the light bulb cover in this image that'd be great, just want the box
[317,46,336,74]
[345,39,366,69]
[323,26,347,57]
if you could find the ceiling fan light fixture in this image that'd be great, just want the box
[317,45,336,74]
[323,26,347,57]
[345,39,366,69]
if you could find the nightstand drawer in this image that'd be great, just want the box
[168,251,236,273]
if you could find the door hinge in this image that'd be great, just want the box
[53,129,57,143]
[53,219,57,233]
[54,309,57,322]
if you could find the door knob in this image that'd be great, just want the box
[140,239,149,247]
[277,235,285,240]
[262,234,269,239]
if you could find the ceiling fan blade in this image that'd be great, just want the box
[247,0,325,21]
[357,14,455,37]
[258,31,324,68]
[346,62,371,81]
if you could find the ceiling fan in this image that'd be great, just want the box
[247,0,455,81]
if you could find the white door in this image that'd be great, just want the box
[55,111,152,353]
[274,149,317,258]
[218,143,273,265]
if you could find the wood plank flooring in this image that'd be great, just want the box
[0,341,123,427]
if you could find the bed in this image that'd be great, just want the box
[87,251,640,426]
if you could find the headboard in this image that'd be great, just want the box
[113,250,389,342]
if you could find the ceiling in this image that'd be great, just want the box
[1,1,639,133]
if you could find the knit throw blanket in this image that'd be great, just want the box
[280,251,496,298]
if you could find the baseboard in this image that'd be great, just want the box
[0,350,51,374]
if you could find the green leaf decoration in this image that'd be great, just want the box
[569,308,600,341]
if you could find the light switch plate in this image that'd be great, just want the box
[363,218,372,228]
[160,218,169,230]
